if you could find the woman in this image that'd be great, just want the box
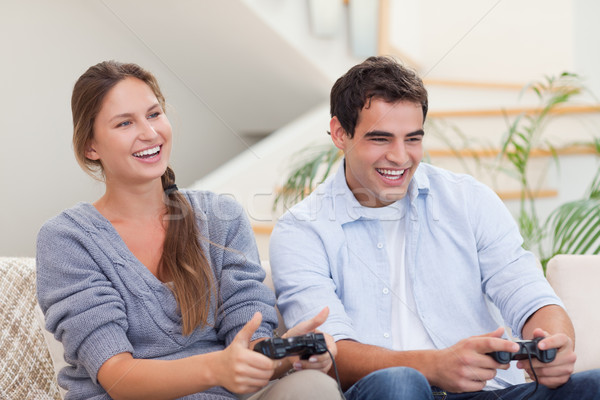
[36,61,340,400]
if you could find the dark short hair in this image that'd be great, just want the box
[330,56,428,137]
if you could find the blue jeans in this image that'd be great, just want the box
[344,367,433,400]
[344,368,600,400]
[438,369,600,400]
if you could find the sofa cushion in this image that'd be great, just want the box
[546,254,600,373]
[0,257,61,400]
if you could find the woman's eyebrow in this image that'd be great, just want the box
[109,103,160,123]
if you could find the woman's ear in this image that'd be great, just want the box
[85,142,99,161]
[330,116,348,151]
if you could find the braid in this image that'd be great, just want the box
[160,167,216,335]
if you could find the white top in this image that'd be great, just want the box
[360,199,436,351]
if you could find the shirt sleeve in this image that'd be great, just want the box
[269,214,358,341]
[200,193,278,346]
[36,216,133,384]
[469,181,564,338]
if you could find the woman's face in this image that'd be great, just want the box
[86,77,172,186]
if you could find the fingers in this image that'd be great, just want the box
[291,354,333,373]
[531,328,549,338]
[284,307,329,338]
[516,332,575,388]
[469,328,519,355]
[323,332,337,358]
[226,368,274,394]
[234,312,262,347]
[537,331,570,353]
[477,326,505,338]
[520,361,574,388]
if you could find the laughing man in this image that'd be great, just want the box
[269,56,600,400]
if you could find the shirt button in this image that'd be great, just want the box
[377,243,384,249]
[382,288,389,294]
[383,332,390,338]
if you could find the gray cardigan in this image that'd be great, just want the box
[36,190,277,400]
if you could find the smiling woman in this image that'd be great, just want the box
[35,61,341,400]
[85,77,172,189]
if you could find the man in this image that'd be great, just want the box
[269,56,599,399]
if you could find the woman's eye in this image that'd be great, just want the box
[148,112,160,119]
[117,121,131,128]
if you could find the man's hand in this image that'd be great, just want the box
[431,327,519,393]
[283,307,337,374]
[216,312,278,394]
[517,328,576,388]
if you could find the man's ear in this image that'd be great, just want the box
[85,142,100,161]
[330,116,349,151]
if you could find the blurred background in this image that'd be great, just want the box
[1,0,599,259]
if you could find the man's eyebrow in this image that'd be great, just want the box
[407,129,425,137]
[363,129,424,138]
[364,130,394,138]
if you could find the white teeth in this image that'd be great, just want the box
[377,168,405,176]
[133,145,160,157]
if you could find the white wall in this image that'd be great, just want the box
[2,0,598,258]
[390,0,575,82]
[243,0,363,82]
[573,0,600,98]
[0,0,328,257]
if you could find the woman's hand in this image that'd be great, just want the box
[215,312,278,394]
[283,307,337,374]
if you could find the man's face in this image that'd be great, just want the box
[330,99,424,207]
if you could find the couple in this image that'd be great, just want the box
[37,57,599,399]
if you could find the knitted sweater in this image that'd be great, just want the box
[36,190,278,400]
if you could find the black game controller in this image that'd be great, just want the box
[488,337,557,364]
[253,333,328,360]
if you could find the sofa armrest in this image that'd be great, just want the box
[546,254,600,373]
[0,257,61,399]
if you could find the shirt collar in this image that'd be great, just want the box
[328,160,431,225]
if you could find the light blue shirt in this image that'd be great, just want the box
[270,162,563,387]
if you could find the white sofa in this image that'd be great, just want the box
[1,255,598,399]
[546,255,600,373]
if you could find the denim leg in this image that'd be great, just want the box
[344,367,433,400]
[444,369,600,400]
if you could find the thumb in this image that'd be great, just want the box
[285,307,329,338]
[532,328,549,339]
[478,326,505,339]
[233,312,262,347]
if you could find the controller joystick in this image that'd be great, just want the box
[488,337,557,364]
[253,333,328,360]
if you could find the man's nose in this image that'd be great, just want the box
[386,141,408,164]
